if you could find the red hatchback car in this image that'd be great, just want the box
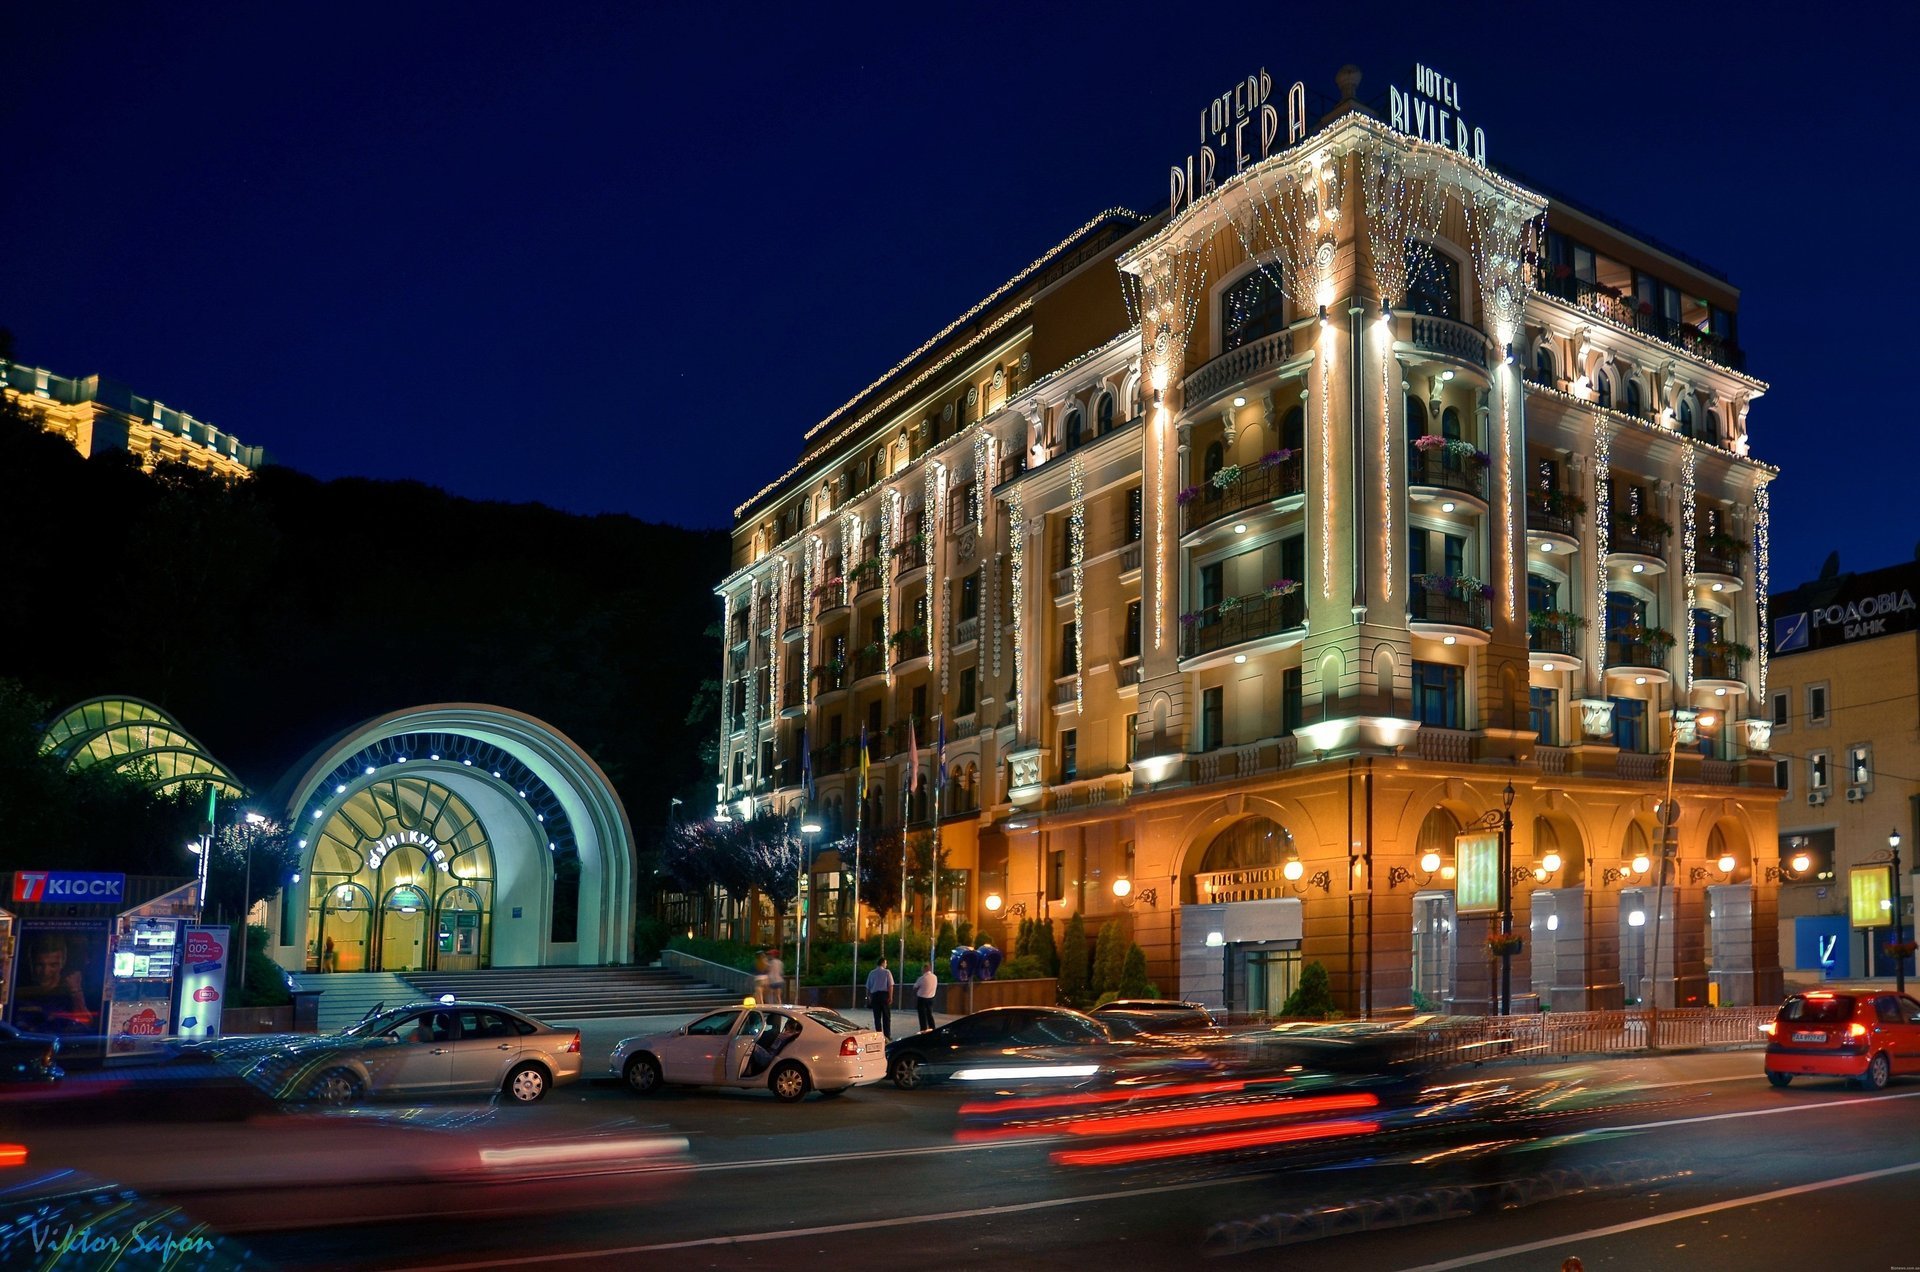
[1763,991,1920,1089]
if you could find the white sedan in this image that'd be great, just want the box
[614,1004,886,1102]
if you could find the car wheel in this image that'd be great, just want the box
[769,1061,810,1103]
[890,1054,922,1091]
[624,1053,663,1096]
[1864,1052,1892,1091]
[308,1067,363,1107]
[504,1062,550,1103]
[1766,1071,1791,1088]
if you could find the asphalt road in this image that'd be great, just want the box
[12,1050,1920,1271]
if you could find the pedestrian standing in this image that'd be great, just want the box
[866,956,894,1037]
[765,950,786,1005]
[753,950,770,1005]
[914,963,938,1032]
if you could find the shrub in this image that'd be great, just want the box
[999,955,1050,981]
[1280,960,1337,1019]
[237,924,291,1008]
[1059,913,1089,1003]
[1030,919,1059,977]
[1093,921,1125,997]
[667,935,759,972]
[634,915,670,965]
[936,920,958,956]
[1119,943,1153,998]
[956,920,974,948]
[1015,918,1034,958]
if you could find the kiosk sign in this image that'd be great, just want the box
[12,871,126,904]
[177,925,229,1040]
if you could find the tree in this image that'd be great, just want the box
[1093,921,1126,997]
[1119,943,1154,997]
[1030,918,1059,977]
[204,811,299,926]
[1015,917,1034,957]
[1281,960,1337,1019]
[1059,912,1089,1003]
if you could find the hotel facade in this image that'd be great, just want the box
[718,65,1784,1016]
[2,361,265,479]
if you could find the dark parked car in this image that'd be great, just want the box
[1092,999,1220,1039]
[0,1022,61,1086]
[886,1006,1142,1089]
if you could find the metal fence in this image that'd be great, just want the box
[1391,1006,1775,1065]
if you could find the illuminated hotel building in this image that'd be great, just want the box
[720,65,1783,1015]
[2,360,264,478]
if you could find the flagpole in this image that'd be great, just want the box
[931,714,943,958]
[899,778,909,978]
[852,726,865,1001]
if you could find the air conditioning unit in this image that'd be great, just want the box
[1847,786,1868,803]
[1808,790,1828,806]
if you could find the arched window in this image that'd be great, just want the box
[1220,270,1288,352]
[1197,816,1294,874]
[1677,399,1695,437]
[1625,379,1642,418]
[1064,408,1083,450]
[1204,440,1224,481]
[1595,370,1613,410]
[1406,246,1460,320]
[1096,392,1115,436]
[1406,395,1430,443]
[1534,345,1555,385]
[1704,410,1720,445]
[1441,406,1463,442]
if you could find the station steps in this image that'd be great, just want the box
[287,971,422,1034]
[394,964,738,1021]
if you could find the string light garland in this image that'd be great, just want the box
[928,461,949,695]
[1593,414,1611,674]
[769,563,785,751]
[1319,338,1333,600]
[1358,141,1449,315]
[1153,401,1167,650]
[1755,482,1772,707]
[802,535,820,713]
[1008,489,1026,740]
[881,488,899,690]
[839,511,859,611]
[1466,193,1543,625]
[1069,456,1087,715]
[1681,445,1698,695]
[1378,321,1395,599]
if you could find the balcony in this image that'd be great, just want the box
[1409,314,1489,369]
[1533,266,1747,372]
[811,663,848,698]
[781,597,806,637]
[1528,620,1583,664]
[780,679,804,715]
[890,628,929,666]
[999,453,1027,485]
[1181,329,1295,407]
[1692,649,1746,684]
[852,646,887,683]
[1408,442,1488,502]
[811,744,847,778]
[850,557,886,598]
[1605,636,1671,683]
[1119,541,1142,573]
[1180,588,1306,661]
[1526,490,1583,542]
[894,536,929,577]
[954,615,980,646]
[1608,520,1668,559]
[1409,580,1493,636]
[1052,680,1077,707]
[1180,452,1305,535]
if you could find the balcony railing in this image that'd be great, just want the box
[1052,680,1077,706]
[1606,638,1669,670]
[1693,650,1744,681]
[1410,314,1488,368]
[811,664,847,694]
[955,615,980,646]
[1608,523,1668,559]
[894,537,928,576]
[1526,492,1580,539]
[1181,453,1305,534]
[1410,585,1493,632]
[999,453,1027,485]
[1408,444,1488,500]
[890,630,929,663]
[1534,267,1746,372]
[1180,589,1306,660]
[852,647,887,681]
[952,713,979,741]
[811,745,846,777]
[1181,329,1296,406]
[782,598,805,632]
[1696,549,1744,578]
[1528,623,1582,656]
[781,680,803,711]
[1119,541,1142,572]
[851,558,886,597]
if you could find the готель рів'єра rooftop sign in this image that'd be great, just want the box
[1170,64,1488,217]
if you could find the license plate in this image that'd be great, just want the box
[863,1042,881,1052]
[1792,1031,1827,1043]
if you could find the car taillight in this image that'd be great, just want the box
[0,1145,26,1169]
[566,1031,582,1054]
[1849,1022,1869,1040]
[1760,1022,1776,1037]
[840,1037,862,1057]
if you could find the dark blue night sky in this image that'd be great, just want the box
[6,2,1904,588]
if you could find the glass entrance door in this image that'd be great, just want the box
[1412,892,1455,1011]
[379,885,429,972]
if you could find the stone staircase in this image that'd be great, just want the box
[288,971,420,1034]
[395,965,738,1021]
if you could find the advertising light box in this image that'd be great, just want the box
[1851,865,1893,928]
[1455,831,1501,914]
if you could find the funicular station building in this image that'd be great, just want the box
[719,64,1784,1016]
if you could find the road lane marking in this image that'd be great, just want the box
[658,1136,1058,1173]
[1593,1086,1920,1133]
[390,1177,1231,1268]
[1393,1157,1920,1270]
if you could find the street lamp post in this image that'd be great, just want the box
[1497,781,1516,1017]
[1863,830,1907,993]
[799,817,821,1002]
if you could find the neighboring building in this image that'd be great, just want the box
[41,696,246,800]
[716,64,1784,1015]
[1769,558,1920,982]
[2,360,265,478]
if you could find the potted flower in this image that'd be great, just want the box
[1210,464,1243,491]
[1260,448,1295,467]
[1266,577,1300,598]
[1412,434,1448,452]
[1176,485,1201,506]
[1645,627,1677,648]
[1219,594,1242,614]
[1487,932,1524,957]
[1178,611,1200,628]
[1703,530,1749,558]
[1886,940,1917,960]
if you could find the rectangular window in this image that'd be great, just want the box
[1201,686,1224,751]
[1527,573,1558,616]
[1529,688,1558,746]
[960,573,980,621]
[759,739,773,778]
[1408,529,1429,577]
[1809,751,1829,790]
[867,700,882,738]
[1200,563,1223,612]
[958,667,977,717]
[1060,621,1078,677]
[1443,534,1466,578]
[1610,697,1647,752]
[730,750,745,787]
[1125,714,1139,763]
[1126,487,1143,543]
[1771,693,1790,728]
[911,684,927,727]
[1125,601,1142,659]
[1048,850,1067,902]
[1283,667,1303,735]
[1411,662,1463,729]
[1061,729,1078,782]
[1774,758,1791,793]
[1808,684,1829,725]
[1850,746,1872,790]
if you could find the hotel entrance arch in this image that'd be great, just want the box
[274,704,633,973]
